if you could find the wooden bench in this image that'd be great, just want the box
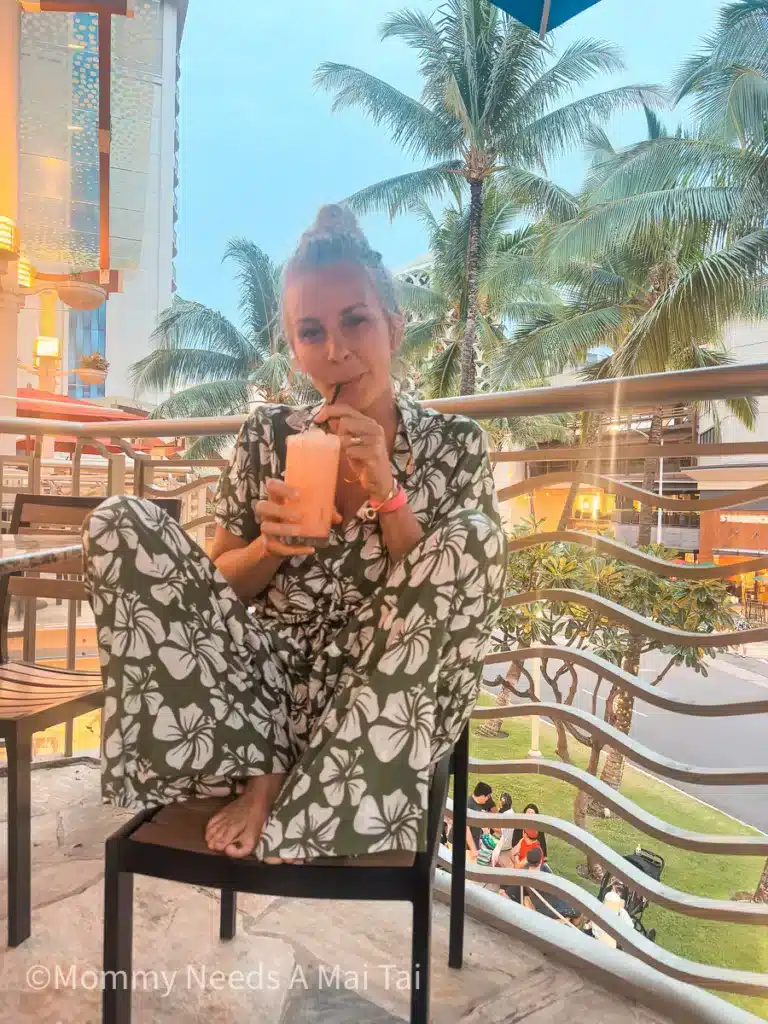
[0,493,180,947]
[102,746,457,1024]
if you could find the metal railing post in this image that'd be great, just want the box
[71,439,84,497]
[29,437,42,493]
[107,452,126,496]
[133,454,152,498]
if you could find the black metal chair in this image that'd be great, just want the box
[448,724,469,970]
[0,494,181,947]
[102,735,462,1024]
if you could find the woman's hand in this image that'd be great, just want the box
[255,479,341,559]
[314,403,394,503]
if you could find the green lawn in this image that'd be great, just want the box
[463,700,768,1020]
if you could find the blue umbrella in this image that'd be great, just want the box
[491,1,603,37]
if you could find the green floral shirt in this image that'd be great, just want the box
[213,393,501,636]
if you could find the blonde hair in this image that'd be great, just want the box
[283,204,400,320]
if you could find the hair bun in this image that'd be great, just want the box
[309,204,367,242]
[285,204,399,317]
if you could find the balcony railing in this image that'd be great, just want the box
[3,361,768,1022]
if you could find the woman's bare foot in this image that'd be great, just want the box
[205,774,284,858]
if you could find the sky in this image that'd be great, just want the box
[174,0,726,324]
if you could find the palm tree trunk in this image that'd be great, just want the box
[557,480,581,533]
[754,859,768,902]
[557,414,602,531]
[599,690,634,791]
[598,641,640,795]
[477,678,512,738]
[459,179,484,397]
[637,407,664,547]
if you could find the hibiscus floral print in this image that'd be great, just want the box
[83,392,506,858]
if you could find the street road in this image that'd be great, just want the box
[484,649,768,833]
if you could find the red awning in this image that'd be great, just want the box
[15,388,145,422]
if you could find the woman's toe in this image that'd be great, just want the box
[205,821,221,844]
[225,838,254,859]
[206,818,237,850]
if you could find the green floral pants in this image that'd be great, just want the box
[83,496,506,859]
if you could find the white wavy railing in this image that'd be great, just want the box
[506,531,768,580]
[499,471,768,512]
[485,647,768,716]
[445,808,767,924]
[473,702,768,785]
[503,589,768,646]
[439,842,768,995]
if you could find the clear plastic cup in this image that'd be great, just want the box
[283,428,341,546]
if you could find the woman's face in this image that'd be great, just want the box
[524,806,538,836]
[283,263,402,412]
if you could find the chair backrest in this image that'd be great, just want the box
[1,494,182,661]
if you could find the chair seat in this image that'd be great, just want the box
[0,661,102,721]
[131,797,417,867]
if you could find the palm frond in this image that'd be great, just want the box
[512,38,626,123]
[482,18,544,129]
[421,335,462,397]
[542,187,740,269]
[395,280,451,318]
[407,198,442,234]
[221,239,280,352]
[249,351,294,402]
[380,7,461,111]
[500,85,666,168]
[344,162,463,218]
[150,378,255,421]
[184,434,239,459]
[494,304,629,383]
[148,298,251,361]
[129,347,247,396]
[724,395,760,430]
[479,247,551,310]
[400,317,446,362]
[644,104,667,141]
[588,135,765,201]
[613,229,768,375]
[499,166,578,221]
[313,62,459,159]
[688,67,768,144]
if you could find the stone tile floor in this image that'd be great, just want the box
[0,764,673,1022]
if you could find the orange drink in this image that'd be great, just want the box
[284,428,341,544]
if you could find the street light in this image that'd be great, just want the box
[528,608,544,759]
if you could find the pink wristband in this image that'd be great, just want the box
[372,484,407,516]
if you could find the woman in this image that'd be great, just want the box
[82,205,506,862]
[508,803,548,868]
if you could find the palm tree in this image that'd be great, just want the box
[525,5,768,380]
[495,104,764,799]
[395,183,561,397]
[669,0,768,905]
[395,186,572,464]
[495,107,763,534]
[315,0,661,395]
[130,239,317,455]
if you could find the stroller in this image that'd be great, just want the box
[596,847,664,942]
